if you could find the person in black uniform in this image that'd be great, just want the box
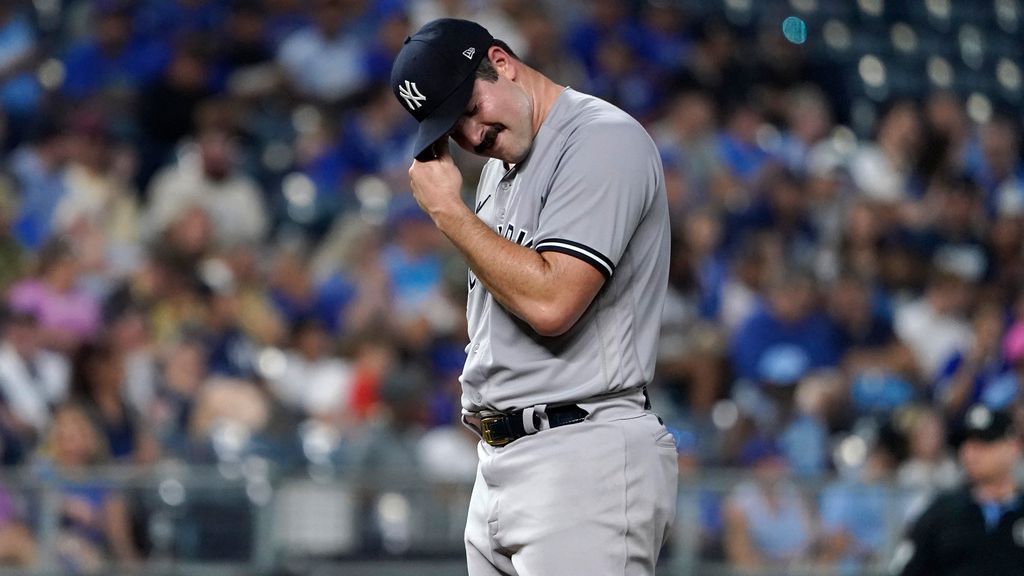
[893,404,1024,576]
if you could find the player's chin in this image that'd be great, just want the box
[491,138,530,164]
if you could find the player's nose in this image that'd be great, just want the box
[452,117,483,148]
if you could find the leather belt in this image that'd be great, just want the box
[467,404,589,447]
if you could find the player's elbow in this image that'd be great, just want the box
[526,305,579,337]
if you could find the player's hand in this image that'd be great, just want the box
[409,138,464,220]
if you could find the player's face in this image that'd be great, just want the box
[959,437,1020,484]
[450,75,534,164]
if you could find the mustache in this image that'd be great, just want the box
[474,125,505,154]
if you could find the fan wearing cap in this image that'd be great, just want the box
[893,404,1024,576]
[391,18,675,576]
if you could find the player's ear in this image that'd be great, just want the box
[488,46,516,80]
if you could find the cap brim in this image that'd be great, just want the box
[411,72,476,161]
[956,427,1011,445]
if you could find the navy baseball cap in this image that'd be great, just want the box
[962,405,1016,442]
[391,19,493,161]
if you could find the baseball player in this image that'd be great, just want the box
[391,18,677,575]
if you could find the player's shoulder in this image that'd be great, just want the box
[552,90,655,155]
[919,487,974,520]
[556,90,647,137]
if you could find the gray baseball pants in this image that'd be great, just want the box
[464,394,678,575]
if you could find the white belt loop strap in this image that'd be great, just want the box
[522,404,547,434]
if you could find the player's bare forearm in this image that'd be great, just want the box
[409,144,602,336]
[431,202,600,336]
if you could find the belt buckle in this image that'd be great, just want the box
[480,414,513,447]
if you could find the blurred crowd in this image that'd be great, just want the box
[0,0,1019,572]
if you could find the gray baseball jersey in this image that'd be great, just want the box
[461,88,670,413]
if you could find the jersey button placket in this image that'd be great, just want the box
[497,181,511,224]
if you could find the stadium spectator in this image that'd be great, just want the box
[345,328,399,422]
[934,303,1013,418]
[145,120,268,249]
[565,0,644,81]
[376,198,455,350]
[275,0,373,104]
[849,100,923,204]
[722,437,815,569]
[0,307,67,463]
[585,28,660,121]
[515,8,587,96]
[266,241,340,332]
[921,91,970,181]
[60,1,169,106]
[186,375,272,463]
[652,89,725,217]
[105,303,158,430]
[897,406,960,521]
[200,272,263,380]
[9,119,70,252]
[0,5,42,148]
[7,237,101,352]
[905,175,989,281]
[67,338,158,464]
[968,114,1024,215]
[218,0,276,85]
[730,270,840,383]
[52,110,141,283]
[894,265,975,382]
[776,85,834,175]
[267,316,353,422]
[819,439,899,571]
[828,273,917,417]
[34,404,139,571]
[725,167,818,269]
[715,98,773,185]
[986,211,1024,301]
[637,0,693,78]
[361,6,410,87]
[136,38,218,191]
[828,272,902,367]
[334,84,417,186]
[657,221,727,415]
[714,232,773,335]
[836,200,886,283]
[143,334,206,457]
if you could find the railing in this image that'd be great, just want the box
[0,464,922,575]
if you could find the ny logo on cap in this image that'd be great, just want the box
[399,80,427,111]
[463,47,476,59]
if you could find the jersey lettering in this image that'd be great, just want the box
[469,223,534,292]
[497,223,534,248]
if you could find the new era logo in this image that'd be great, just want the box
[463,47,476,59]
[398,80,426,111]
